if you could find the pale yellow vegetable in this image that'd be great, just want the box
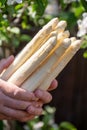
[70,37,76,42]
[51,30,70,53]
[8,36,57,86]
[32,20,67,56]
[38,40,82,90]
[1,17,82,93]
[21,38,71,91]
[8,30,70,87]
[55,20,67,33]
[1,18,59,81]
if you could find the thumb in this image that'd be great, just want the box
[0,55,14,74]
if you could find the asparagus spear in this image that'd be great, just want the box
[39,40,82,90]
[55,20,67,33]
[8,36,57,86]
[1,18,59,81]
[21,38,71,91]
[1,18,82,94]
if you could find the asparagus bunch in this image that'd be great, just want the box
[1,18,82,91]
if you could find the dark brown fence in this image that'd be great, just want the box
[50,49,87,130]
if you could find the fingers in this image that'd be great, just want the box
[0,86,43,121]
[0,104,43,121]
[27,105,43,116]
[34,89,52,104]
[4,96,43,110]
[19,115,35,122]
[0,91,28,110]
[0,88,42,110]
[34,79,58,104]
[48,79,58,91]
[0,105,29,120]
[3,94,31,110]
[0,79,36,101]
[0,89,42,110]
[0,113,11,120]
[0,55,14,74]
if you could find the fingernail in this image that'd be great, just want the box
[35,89,43,97]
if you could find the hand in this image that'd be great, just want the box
[0,55,14,74]
[33,79,58,104]
[0,56,42,121]
[25,79,58,122]
[0,78,45,121]
[0,56,58,122]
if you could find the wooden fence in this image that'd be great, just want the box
[50,49,87,130]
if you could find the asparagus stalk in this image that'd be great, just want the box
[39,40,82,90]
[55,20,67,33]
[1,17,82,93]
[50,30,70,54]
[70,37,76,42]
[1,18,59,81]
[21,38,71,91]
[7,30,69,87]
[8,36,57,86]
[41,20,67,48]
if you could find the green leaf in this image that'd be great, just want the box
[20,34,31,42]
[59,11,77,29]
[12,37,20,48]
[0,30,9,43]
[80,0,87,11]
[83,50,87,58]
[6,5,15,15]
[59,122,77,130]
[0,0,6,5]
[72,3,85,18]
[15,3,23,10]
[7,27,20,34]
[81,42,87,49]
[59,0,67,10]
[81,35,87,49]
[0,121,3,130]
[31,0,48,16]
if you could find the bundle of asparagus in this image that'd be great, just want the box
[1,18,82,91]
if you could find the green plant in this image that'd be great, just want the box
[0,0,87,129]
[16,106,77,130]
[0,0,87,58]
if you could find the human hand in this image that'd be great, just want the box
[0,55,14,74]
[0,56,43,121]
[34,79,58,103]
[24,79,58,122]
[0,56,58,122]
[0,80,58,122]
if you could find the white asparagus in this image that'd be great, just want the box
[21,38,71,91]
[43,17,59,30]
[39,40,82,90]
[0,17,82,95]
[70,37,76,42]
[34,20,67,54]
[50,30,70,54]
[8,36,57,86]
[57,30,70,41]
[55,20,67,33]
[1,18,59,81]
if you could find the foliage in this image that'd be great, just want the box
[0,0,87,129]
[0,121,3,130]
[58,122,77,130]
[0,0,49,57]
[0,0,87,58]
[15,106,77,130]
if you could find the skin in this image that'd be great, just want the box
[0,55,58,122]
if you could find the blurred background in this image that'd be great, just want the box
[0,0,87,130]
